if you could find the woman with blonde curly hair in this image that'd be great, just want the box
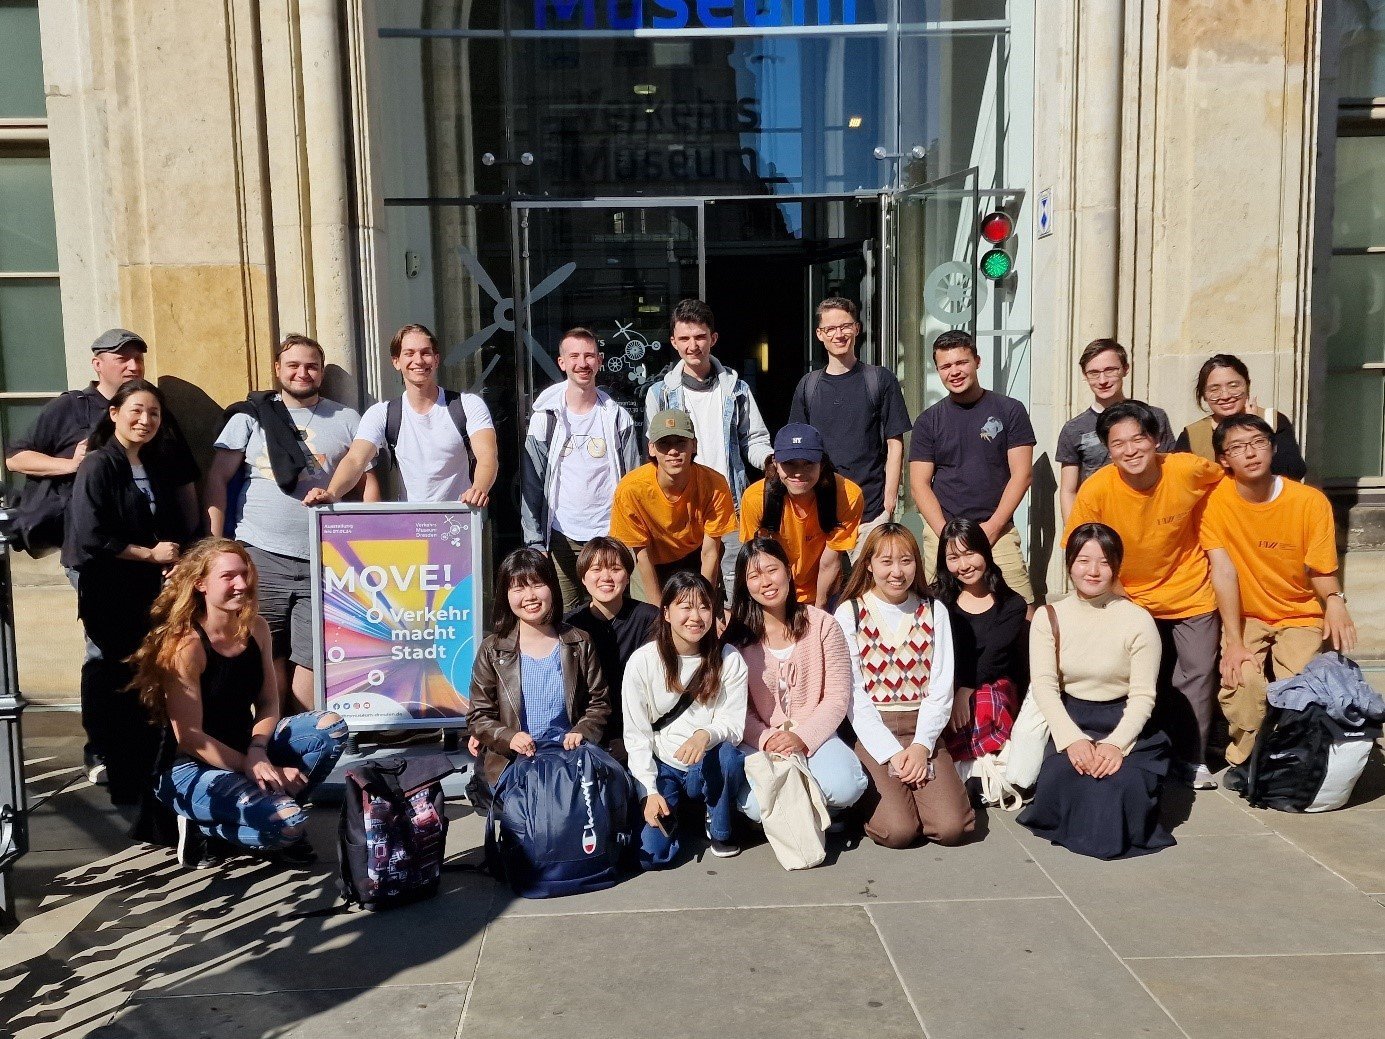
[131,538,348,869]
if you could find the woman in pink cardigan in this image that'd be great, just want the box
[725,536,868,823]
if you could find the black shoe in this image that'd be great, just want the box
[270,837,318,869]
[176,815,224,870]
[1222,764,1249,794]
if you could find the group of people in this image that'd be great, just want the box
[8,292,1354,867]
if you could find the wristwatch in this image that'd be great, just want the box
[1327,591,1348,605]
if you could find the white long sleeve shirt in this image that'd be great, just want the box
[836,594,955,763]
[622,642,749,797]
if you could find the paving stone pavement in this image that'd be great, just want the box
[6,712,1385,1039]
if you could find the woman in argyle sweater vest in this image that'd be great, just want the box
[836,523,975,848]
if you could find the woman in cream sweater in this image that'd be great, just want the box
[1018,522,1175,859]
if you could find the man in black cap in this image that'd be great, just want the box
[6,328,200,783]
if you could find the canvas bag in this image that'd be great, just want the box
[743,749,830,870]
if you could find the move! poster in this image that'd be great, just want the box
[312,505,482,730]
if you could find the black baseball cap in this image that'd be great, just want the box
[90,329,148,355]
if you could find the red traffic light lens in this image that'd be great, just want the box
[980,211,1014,244]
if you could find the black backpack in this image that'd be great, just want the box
[800,364,890,444]
[1243,704,1339,812]
[338,754,454,911]
[381,392,476,478]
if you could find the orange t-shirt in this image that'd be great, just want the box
[1064,453,1223,620]
[609,462,737,565]
[1200,477,1337,627]
[739,475,865,603]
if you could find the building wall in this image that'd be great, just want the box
[38,0,361,462]
[31,0,1383,648]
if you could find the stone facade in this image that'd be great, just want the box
[32,0,1382,648]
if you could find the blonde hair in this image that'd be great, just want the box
[129,538,259,725]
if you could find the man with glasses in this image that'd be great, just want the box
[1065,400,1252,789]
[1201,413,1354,790]
[1056,338,1174,522]
[789,297,911,556]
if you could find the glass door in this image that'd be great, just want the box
[513,201,703,428]
[883,166,980,533]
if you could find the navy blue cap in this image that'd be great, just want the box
[773,423,825,463]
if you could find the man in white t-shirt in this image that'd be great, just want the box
[305,323,498,507]
[643,299,771,596]
[521,328,642,607]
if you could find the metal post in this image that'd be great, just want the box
[0,496,29,925]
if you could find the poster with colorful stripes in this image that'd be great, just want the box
[311,504,482,730]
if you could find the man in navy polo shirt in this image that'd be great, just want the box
[908,330,1036,605]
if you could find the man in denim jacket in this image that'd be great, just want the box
[644,299,772,598]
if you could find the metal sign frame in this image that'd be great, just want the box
[310,501,485,732]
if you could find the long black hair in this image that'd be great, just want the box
[491,547,564,639]
[654,571,724,704]
[759,457,839,536]
[930,517,1013,604]
[726,536,809,647]
[88,379,165,452]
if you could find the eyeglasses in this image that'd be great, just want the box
[1221,435,1271,458]
[1083,366,1125,382]
[1107,433,1153,452]
[1204,380,1248,402]
[817,322,857,338]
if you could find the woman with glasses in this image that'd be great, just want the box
[1174,354,1306,479]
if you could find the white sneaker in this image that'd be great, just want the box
[1189,764,1217,790]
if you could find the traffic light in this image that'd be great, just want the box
[979,208,1015,281]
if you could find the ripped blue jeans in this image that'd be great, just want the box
[155,711,349,850]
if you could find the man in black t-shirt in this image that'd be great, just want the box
[789,297,911,556]
[6,329,201,535]
[1055,338,1175,522]
[5,328,201,784]
[908,330,1036,603]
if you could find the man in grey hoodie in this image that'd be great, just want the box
[522,328,642,606]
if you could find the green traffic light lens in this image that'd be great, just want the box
[981,248,1013,280]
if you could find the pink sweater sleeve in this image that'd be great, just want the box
[794,612,853,754]
[740,643,775,750]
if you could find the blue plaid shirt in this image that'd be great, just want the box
[520,645,570,738]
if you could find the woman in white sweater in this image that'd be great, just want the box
[623,571,749,867]
[837,523,975,848]
[1017,522,1175,859]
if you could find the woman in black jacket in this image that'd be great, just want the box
[62,379,194,804]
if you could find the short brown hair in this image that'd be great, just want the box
[815,297,859,323]
[276,333,325,363]
[1078,338,1127,372]
[670,299,716,336]
[932,329,978,358]
[390,323,439,359]
[559,327,600,354]
[575,536,635,579]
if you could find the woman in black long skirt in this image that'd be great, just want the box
[62,379,194,805]
[1018,523,1174,859]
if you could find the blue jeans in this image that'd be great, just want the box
[737,734,868,822]
[156,711,349,850]
[639,740,745,871]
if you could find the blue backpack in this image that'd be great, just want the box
[485,739,636,899]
